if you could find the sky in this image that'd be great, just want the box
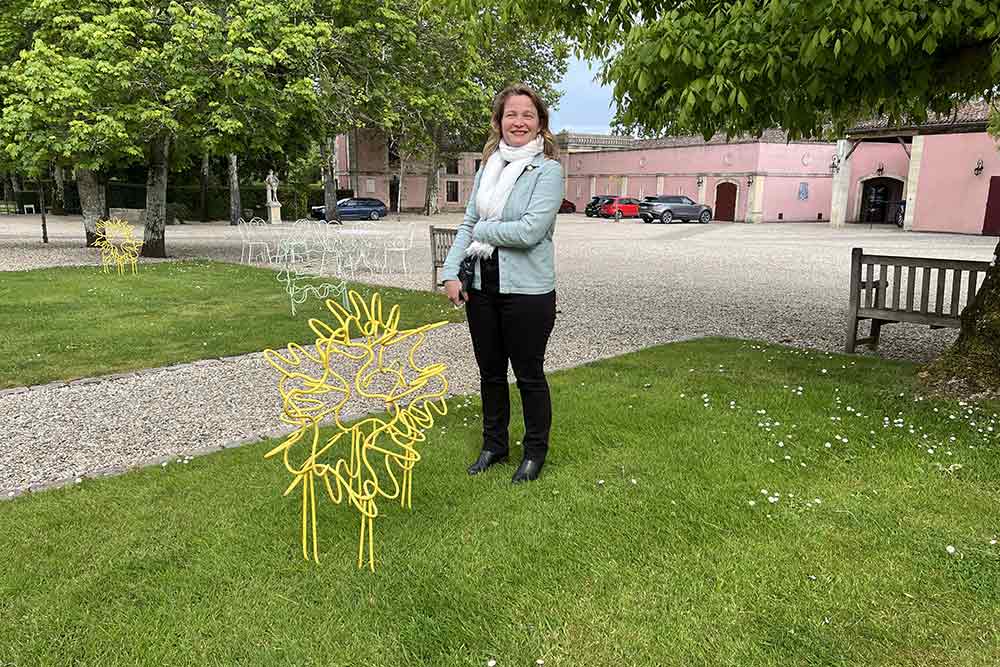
[548,56,616,135]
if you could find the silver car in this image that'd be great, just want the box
[638,195,713,224]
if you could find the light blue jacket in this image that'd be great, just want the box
[441,154,563,294]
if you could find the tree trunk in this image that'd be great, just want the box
[141,135,170,258]
[424,144,441,216]
[200,150,210,222]
[53,164,65,215]
[77,168,105,247]
[228,153,241,225]
[39,180,49,243]
[319,136,340,224]
[939,240,1000,390]
[397,155,406,221]
[10,173,22,193]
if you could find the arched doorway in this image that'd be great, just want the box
[860,177,904,224]
[715,182,738,221]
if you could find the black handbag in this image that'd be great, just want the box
[457,256,476,298]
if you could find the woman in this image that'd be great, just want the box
[440,83,563,484]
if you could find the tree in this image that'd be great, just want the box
[487,0,1000,391]
[1,0,325,251]
[0,11,143,245]
[307,0,393,224]
[374,1,568,215]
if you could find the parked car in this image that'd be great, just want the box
[559,198,576,214]
[310,197,388,221]
[599,196,641,219]
[584,195,615,217]
[638,195,713,224]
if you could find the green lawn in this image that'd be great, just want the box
[0,260,464,389]
[2,339,998,665]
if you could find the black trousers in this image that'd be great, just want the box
[465,289,557,459]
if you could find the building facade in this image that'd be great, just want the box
[832,101,1000,235]
[337,106,999,235]
[560,130,837,223]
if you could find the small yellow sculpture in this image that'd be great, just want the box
[264,290,449,570]
[94,218,143,275]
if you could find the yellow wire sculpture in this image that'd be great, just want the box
[264,290,449,571]
[94,218,143,275]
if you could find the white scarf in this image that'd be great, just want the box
[465,135,544,259]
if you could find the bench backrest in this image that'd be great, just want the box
[429,226,458,290]
[850,247,992,327]
[430,226,457,267]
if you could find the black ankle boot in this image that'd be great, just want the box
[511,457,545,483]
[467,449,508,475]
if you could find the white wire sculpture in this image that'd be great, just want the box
[382,222,416,275]
[255,217,422,314]
[341,221,387,275]
[276,265,349,316]
[237,217,272,264]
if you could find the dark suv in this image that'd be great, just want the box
[638,195,712,224]
[584,195,615,217]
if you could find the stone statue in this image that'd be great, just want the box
[265,170,280,205]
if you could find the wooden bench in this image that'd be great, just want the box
[846,247,992,352]
[430,225,458,291]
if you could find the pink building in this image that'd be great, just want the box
[559,130,836,223]
[335,129,481,213]
[833,101,1000,235]
[337,105,999,235]
[337,128,838,221]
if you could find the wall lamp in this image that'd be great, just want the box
[875,162,885,176]
[746,175,754,186]
[830,155,841,173]
[974,159,984,176]
[696,176,704,187]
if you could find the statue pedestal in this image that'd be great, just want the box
[267,202,282,224]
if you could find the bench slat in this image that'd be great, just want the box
[878,264,888,308]
[865,263,875,308]
[935,267,946,315]
[892,265,902,310]
[905,266,916,312]
[861,254,992,272]
[919,267,931,314]
[950,268,962,317]
[857,307,962,329]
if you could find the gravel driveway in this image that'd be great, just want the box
[2,213,995,496]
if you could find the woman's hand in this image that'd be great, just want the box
[444,280,467,306]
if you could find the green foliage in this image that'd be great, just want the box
[483,0,1000,140]
[366,0,568,213]
[0,0,327,175]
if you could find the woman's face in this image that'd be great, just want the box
[500,94,540,148]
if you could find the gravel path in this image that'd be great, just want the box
[1,213,995,496]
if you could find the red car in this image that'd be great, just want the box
[599,196,641,219]
[558,198,576,214]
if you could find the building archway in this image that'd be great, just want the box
[714,181,739,221]
[856,176,905,224]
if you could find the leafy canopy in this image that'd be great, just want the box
[482,0,1000,139]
